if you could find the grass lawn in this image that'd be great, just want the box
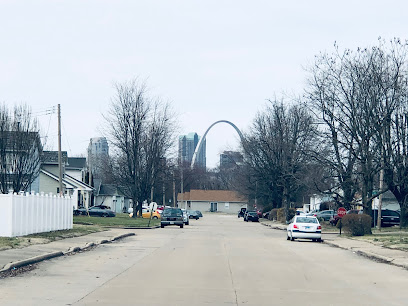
[0,224,104,251]
[352,227,408,251]
[73,213,160,227]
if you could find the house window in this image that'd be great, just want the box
[57,187,60,194]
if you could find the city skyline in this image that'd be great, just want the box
[1,1,407,168]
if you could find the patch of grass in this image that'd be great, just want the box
[0,224,104,250]
[352,228,408,250]
[27,224,104,241]
[0,237,23,249]
[73,213,160,227]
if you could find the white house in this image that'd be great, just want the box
[177,189,247,214]
[94,184,130,213]
[33,151,93,209]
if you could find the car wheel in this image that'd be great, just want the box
[161,224,164,228]
[180,224,184,228]
[312,239,316,242]
[317,238,322,242]
[153,216,158,219]
[102,213,108,217]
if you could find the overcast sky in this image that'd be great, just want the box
[1,1,407,167]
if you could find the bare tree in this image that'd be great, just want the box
[243,100,316,220]
[105,80,176,217]
[306,39,407,216]
[0,104,42,193]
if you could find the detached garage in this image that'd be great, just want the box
[177,190,247,214]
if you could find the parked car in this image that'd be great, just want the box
[243,210,256,221]
[314,210,336,221]
[245,211,259,222]
[372,209,400,227]
[262,211,270,219]
[74,205,116,217]
[296,210,308,216]
[181,209,189,225]
[306,209,319,216]
[187,210,200,220]
[161,208,184,228]
[287,216,322,242]
[238,208,247,218]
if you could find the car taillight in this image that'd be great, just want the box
[317,225,321,230]
[293,224,298,229]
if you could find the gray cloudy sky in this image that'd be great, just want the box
[1,1,407,167]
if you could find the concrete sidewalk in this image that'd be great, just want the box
[0,228,136,273]
[261,219,408,270]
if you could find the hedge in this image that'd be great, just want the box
[338,213,372,236]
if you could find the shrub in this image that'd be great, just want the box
[276,207,296,222]
[269,208,279,221]
[339,214,372,236]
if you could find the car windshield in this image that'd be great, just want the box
[248,212,257,216]
[163,209,182,217]
[296,217,318,224]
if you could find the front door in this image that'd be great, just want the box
[210,202,218,212]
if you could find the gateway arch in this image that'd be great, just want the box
[191,120,244,169]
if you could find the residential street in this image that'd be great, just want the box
[1,214,408,305]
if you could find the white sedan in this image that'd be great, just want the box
[287,216,322,242]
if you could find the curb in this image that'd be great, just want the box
[0,251,64,273]
[0,232,136,273]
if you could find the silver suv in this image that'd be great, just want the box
[161,208,184,228]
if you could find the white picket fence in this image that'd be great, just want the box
[0,192,74,237]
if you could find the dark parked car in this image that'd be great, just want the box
[372,209,400,227]
[187,210,200,220]
[245,211,259,222]
[243,210,256,221]
[161,208,184,228]
[314,210,336,221]
[73,205,115,217]
[238,208,247,218]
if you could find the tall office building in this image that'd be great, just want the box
[179,132,206,168]
[88,137,109,179]
[220,151,243,169]
[88,137,109,156]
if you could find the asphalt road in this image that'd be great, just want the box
[1,214,408,306]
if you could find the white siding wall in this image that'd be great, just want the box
[0,192,74,237]
[188,201,247,214]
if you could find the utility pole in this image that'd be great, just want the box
[180,165,184,209]
[172,171,176,208]
[57,104,63,196]
[377,165,384,230]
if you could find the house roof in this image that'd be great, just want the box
[97,184,125,196]
[40,169,93,191]
[178,190,247,202]
[0,131,42,152]
[42,151,68,164]
[67,157,86,169]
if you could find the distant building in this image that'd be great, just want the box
[177,189,247,213]
[88,137,109,180]
[88,137,109,156]
[179,132,206,168]
[220,151,243,169]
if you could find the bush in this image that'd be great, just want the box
[339,214,372,236]
[269,208,279,221]
[276,207,296,223]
